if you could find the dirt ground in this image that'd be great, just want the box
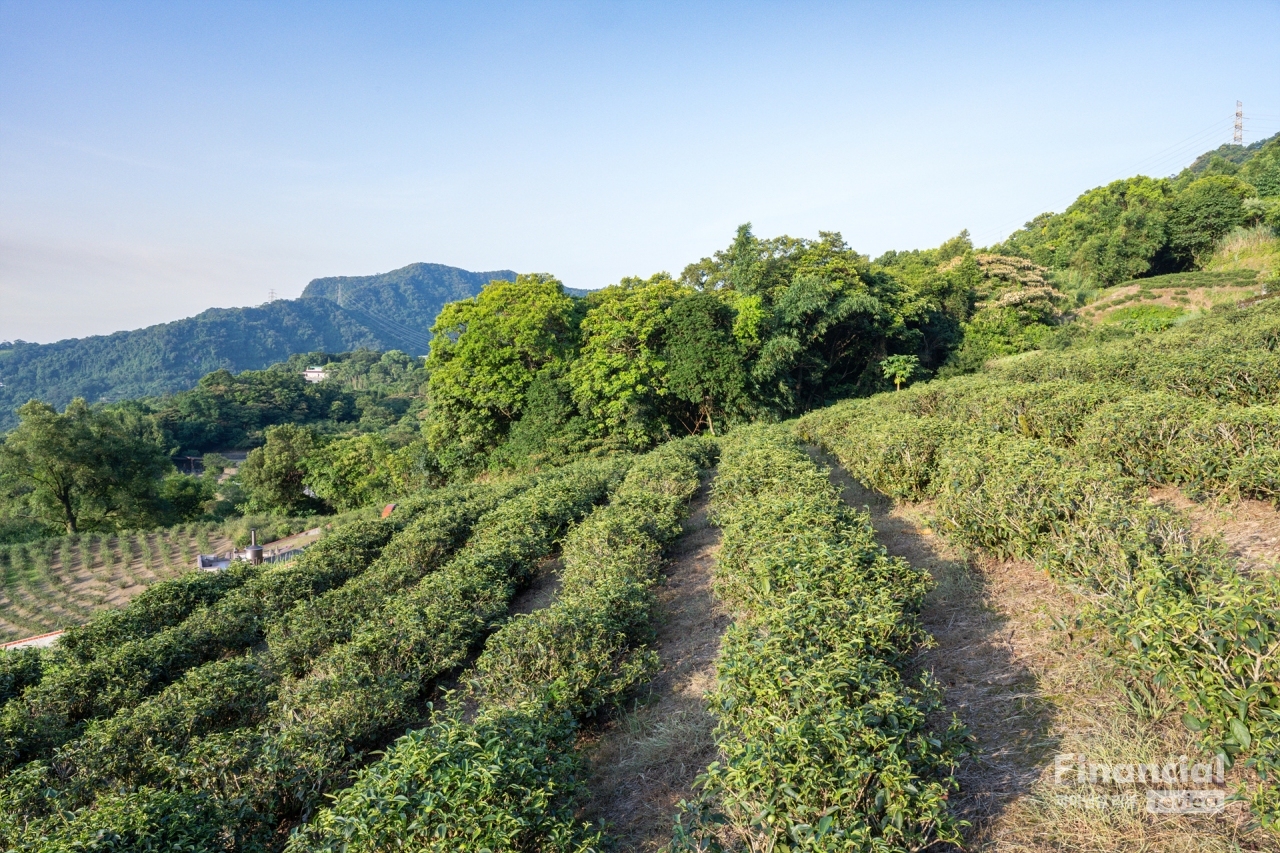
[579,476,728,851]
[1150,486,1280,575]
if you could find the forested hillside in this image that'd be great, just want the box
[0,264,514,431]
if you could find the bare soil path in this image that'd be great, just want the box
[580,475,728,851]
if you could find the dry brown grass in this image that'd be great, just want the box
[1150,486,1280,576]
[808,447,1280,853]
[579,477,728,851]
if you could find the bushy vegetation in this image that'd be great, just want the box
[996,131,1280,287]
[670,426,967,851]
[0,263,513,433]
[798,296,1280,825]
[2,129,1280,850]
[291,437,712,851]
[0,459,623,849]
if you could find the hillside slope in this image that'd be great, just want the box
[0,264,515,431]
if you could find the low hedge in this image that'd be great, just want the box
[0,648,44,707]
[0,516,402,775]
[56,565,259,666]
[290,438,713,852]
[672,426,967,853]
[1,460,629,851]
[800,395,1280,826]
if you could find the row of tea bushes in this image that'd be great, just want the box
[800,392,1280,825]
[989,297,1280,406]
[0,479,521,843]
[0,564,258,704]
[0,460,627,851]
[290,438,713,852]
[672,426,968,852]
[0,517,402,775]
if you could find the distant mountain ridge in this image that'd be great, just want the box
[0,263,516,431]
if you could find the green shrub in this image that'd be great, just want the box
[801,388,1280,827]
[0,648,44,706]
[291,439,712,852]
[1102,304,1186,332]
[673,426,967,852]
[56,566,257,666]
[0,517,400,774]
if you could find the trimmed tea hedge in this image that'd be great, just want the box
[800,366,1280,824]
[671,426,967,852]
[0,518,400,775]
[0,460,625,851]
[290,438,713,852]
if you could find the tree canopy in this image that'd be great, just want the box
[0,399,172,533]
[423,274,580,466]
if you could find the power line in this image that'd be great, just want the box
[335,293,436,352]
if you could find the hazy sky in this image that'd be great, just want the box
[2,1,1278,343]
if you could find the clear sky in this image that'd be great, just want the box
[2,1,1278,343]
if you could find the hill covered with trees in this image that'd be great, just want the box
[0,264,515,432]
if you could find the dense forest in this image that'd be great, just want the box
[0,264,515,431]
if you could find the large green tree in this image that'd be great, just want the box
[683,226,917,413]
[423,274,579,467]
[1167,175,1255,265]
[662,291,747,434]
[568,273,691,447]
[304,432,398,512]
[998,176,1174,286]
[239,424,323,515]
[1239,136,1280,198]
[0,399,172,533]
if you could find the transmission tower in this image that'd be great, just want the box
[268,288,277,302]
[1235,101,1244,145]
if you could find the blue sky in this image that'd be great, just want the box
[2,1,1278,343]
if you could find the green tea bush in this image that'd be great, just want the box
[672,426,967,853]
[0,479,521,845]
[1079,398,1280,504]
[0,648,43,705]
[291,438,712,852]
[0,460,629,851]
[56,566,258,666]
[0,517,400,774]
[264,480,525,677]
[19,787,227,853]
[989,299,1280,405]
[800,391,1280,826]
[288,707,596,853]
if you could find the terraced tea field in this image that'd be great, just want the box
[0,525,233,642]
